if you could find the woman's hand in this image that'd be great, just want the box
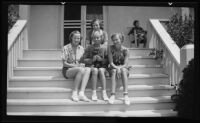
[79,63,85,67]
[116,67,121,79]
[96,55,102,61]
[93,55,97,62]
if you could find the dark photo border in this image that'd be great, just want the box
[1,0,199,122]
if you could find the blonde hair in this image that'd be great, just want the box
[91,30,104,43]
[111,33,125,43]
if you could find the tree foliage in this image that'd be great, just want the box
[8,5,19,31]
[171,58,196,119]
[166,13,194,48]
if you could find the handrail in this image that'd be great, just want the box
[148,19,181,86]
[8,20,27,51]
[7,20,28,87]
[149,19,180,65]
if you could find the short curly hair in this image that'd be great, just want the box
[90,19,103,29]
[69,30,83,42]
[133,20,139,26]
[111,33,125,43]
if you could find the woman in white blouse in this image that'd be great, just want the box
[61,30,91,102]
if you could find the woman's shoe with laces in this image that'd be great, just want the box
[109,94,115,104]
[102,91,109,101]
[79,92,90,102]
[124,95,130,105]
[71,91,79,102]
[92,93,98,101]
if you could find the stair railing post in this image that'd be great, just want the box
[179,44,194,83]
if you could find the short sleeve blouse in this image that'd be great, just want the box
[61,43,84,64]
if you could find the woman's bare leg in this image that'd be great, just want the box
[79,67,91,92]
[111,69,117,94]
[91,67,98,100]
[66,67,85,101]
[79,67,91,102]
[109,69,117,104]
[121,68,130,105]
[121,68,128,93]
[66,67,84,91]
[99,68,106,90]
[99,68,109,101]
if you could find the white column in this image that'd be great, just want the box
[19,5,30,49]
[181,7,190,20]
[81,6,86,48]
[180,44,194,71]
[60,5,64,48]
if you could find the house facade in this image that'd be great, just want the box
[19,5,185,49]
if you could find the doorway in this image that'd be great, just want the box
[63,5,104,47]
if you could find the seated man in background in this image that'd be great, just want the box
[128,20,147,48]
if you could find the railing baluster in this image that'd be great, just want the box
[11,47,13,77]
[13,41,18,67]
[8,20,27,84]
[149,19,182,86]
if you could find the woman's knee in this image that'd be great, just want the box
[91,68,98,75]
[111,69,117,76]
[121,68,127,74]
[99,68,105,74]
[77,67,85,74]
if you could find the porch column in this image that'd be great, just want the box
[181,7,190,20]
[180,44,194,71]
[19,5,30,49]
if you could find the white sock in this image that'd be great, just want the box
[73,91,78,95]
[102,90,106,94]
[79,91,84,96]
[92,90,96,94]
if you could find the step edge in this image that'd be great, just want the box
[7,110,177,117]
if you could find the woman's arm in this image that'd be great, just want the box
[62,60,79,68]
[102,31,108,44]
[108,46,119,69]
[128,27,134,35]
[119,48,130,69]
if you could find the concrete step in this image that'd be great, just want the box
[18,59,62,67]
[23,49,62,60]
[13,65,164,76]
[7,85,175,99]
[7,109,177,117]
[129,48,155,57]
[22,49,154,60]
[7,96,175,112]
[9,74,169,88]
[129,56,159,65]
[18,56,159,67]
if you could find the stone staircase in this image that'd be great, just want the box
[7,48,177,117]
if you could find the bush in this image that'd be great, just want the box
[8,5,19,31]
[171,58,196,119]
[166,13,194,48]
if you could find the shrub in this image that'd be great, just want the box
[166,13,194,48]
[171,58,196,119]
[8,5,19,31]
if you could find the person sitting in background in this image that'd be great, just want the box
[128,20,147,48]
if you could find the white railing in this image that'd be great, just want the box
[147,19,181,87]
[7,20,28,87]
